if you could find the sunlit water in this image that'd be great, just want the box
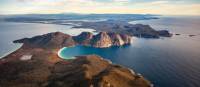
[59,16,200,87]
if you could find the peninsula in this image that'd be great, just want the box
[0,32,151,87]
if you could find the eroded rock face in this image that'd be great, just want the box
[14,32,132,48]
[73,32,93,45]
[120,34,132,45]
[108,32,125,46]
[74,32,132,48]
[91,32,113,48]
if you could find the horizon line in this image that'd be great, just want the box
[0,13,200,16]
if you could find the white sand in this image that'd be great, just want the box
[20,55,32,61]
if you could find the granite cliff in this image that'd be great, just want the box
[74,32,132,48]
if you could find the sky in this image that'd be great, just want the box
[0,0,200,15]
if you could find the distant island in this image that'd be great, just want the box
[2,14,159,22]
[73,20,172,38]
[0,32,151,87]
[2,14,172,38]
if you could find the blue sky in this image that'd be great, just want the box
[0,0,200,15]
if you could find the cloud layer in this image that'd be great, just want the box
[0,0,200,15]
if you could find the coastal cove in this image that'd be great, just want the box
[58,45,132,59]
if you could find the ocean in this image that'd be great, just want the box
[59,16,200,87]
[1,16,200,87]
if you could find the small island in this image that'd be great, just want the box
[0,32,151,87]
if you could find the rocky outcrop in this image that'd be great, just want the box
[14,32,132,48]
[73,32,132,48]
[73,32,93,45]
[119,34,132,45]
[107,32,125,46]
[158,30,172,37]
[91,32,113,48]
[74,32,132,48]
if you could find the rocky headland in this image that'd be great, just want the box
[14,32,132,48]
[0,31,151,87]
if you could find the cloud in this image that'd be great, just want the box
[112,0,129,2]
[150,1,169,4]
[0,0,200,15]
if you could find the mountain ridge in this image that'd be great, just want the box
[14,31,132,48]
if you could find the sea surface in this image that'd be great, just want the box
[59,16,200,87]
[0,16,200,87]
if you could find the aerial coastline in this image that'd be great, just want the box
[0,31,151,87]
[1,0,200,86]
[0,14,200,87]
[0,15,172,87]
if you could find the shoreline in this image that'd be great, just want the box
[57,47,76,59]
[57,47,66,59]
[0,43,23,59]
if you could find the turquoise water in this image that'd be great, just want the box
[59,16,200,87]
[58,45,131,59]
